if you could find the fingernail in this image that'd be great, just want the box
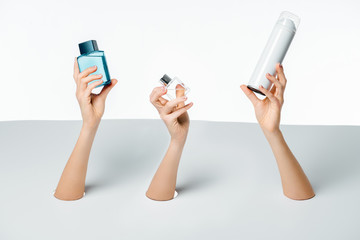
[259,85,263,88]
[266,73,270,76]
[183,96,187,100]
[98,74,102,77]
[280,64,283,68]
[162,86,166,92]
[93,66,97,69]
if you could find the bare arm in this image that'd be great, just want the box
[146,139,185,200]
[54,59,117,201]
[263,130,314,200]
[146,86,193,201]
[241,63,314,200]
[54,125,98,200]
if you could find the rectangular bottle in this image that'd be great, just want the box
[77,40,111,87]
[247,11,300,95]
[160,74,190,100]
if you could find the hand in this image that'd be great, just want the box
[241,63,286,134]
[73,58,117,129]
[149,85,193,143]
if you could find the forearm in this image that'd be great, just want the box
[54,124,98,200]
[146,139,185,201]
[263,129,315,200]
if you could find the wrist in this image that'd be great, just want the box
[263,128,283,142]
[81,122,100,133]
[262,127,282,139]
[261,125,281,136]
[170,137,186,147]
[80,112,102,131]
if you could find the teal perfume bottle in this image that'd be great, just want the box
[77,40,111,87]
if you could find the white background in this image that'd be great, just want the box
[1,0,359,125]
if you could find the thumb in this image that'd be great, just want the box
[176,84,185,108]
[99,79,118,100]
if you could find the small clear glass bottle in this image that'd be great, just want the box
[77,40,111,88]
[160,74,190,100]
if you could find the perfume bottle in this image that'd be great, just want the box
[160,74,190,100]
[77,40,111,87]
[248,11,300,95]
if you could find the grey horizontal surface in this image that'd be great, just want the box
[0,120,359,240]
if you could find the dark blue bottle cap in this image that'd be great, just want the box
[160,74,172,85]
[79,40,99,55]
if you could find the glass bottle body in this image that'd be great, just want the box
[160,77,190,100]
[77,51,111,87]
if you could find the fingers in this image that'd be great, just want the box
[169,102,193,119]
[266,73,283,96]
[80,74,103,89]
[176,84,186,108]
[150,87,168,108]
[84,79,104,95]
[73,58,80,82]
[98,79,118,100]
[270,84,276,94]
[259,85,279,104]
[240,85,260,106]
[163,96,187,114]
[158,96,168,105]
[150,87,166,104]
[276,63,287,86]
[77,65,98,83]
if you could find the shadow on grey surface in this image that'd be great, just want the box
[282,125,360,193]
[1,120,359,197]
[84,120,170,193]
[84,183,100,194]
[176,175,215,195]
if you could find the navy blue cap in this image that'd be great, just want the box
[79,40,99,55]
[160,74,172,85]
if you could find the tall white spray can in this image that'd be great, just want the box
[247,11,300,95]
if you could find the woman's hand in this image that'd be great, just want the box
[241,64,315,200]
[241,63,286,134]
[54,60,117,201]
[73,59,117,129]
[149,85,193,143]
[146,85,193,201]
